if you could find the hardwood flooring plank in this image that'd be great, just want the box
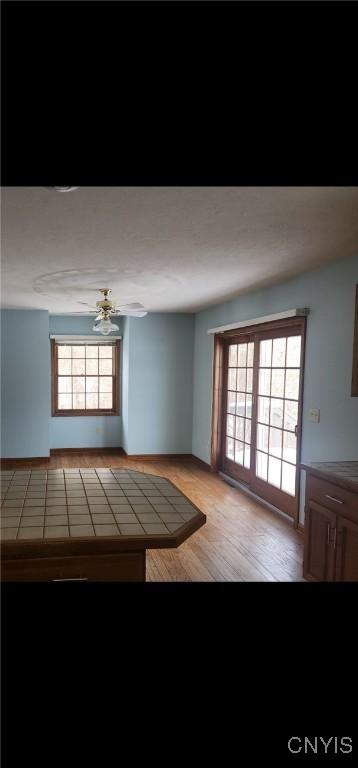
[1,453,304,582]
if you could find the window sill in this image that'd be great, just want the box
[52,410,119,417]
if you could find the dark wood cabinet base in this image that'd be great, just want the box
[2,551,146,582]
[302,464,358,582]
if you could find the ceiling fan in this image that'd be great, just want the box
[73,288,148,335]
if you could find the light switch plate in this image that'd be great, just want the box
[309,408,320,423]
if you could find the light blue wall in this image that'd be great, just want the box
[192,254,358,522]
[122,314,194,454]
[0,310,50,457]
[49,316,122,448]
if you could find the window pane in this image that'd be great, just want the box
[58,393,72,409]
[271,369,285,398]
[268,456,281,488]
[72,346,85,358]
[283,400,298,432]
[258,396,270,425]
[226,414,235,437]
[227,391,236,415]
[272,337,286,367]
[244,444,251,469]
[99,393,113,409]
[86,346,98,358]
[238,343,247,367]
[260,339,272,367]
[245,394,252,419]
[257,424,269,452]
[286,336,301,367]
[99,377,112,393]
[57,345,71,358]
[99,345,113,358]
[259,368,271,396]
[226,437,234,460]
[73,393,85,409]
[86,377,98,393]
[245,418,251,444]
[236,393,246,416]
[228,345,237,367]
[281,462,296,496]
[58,376,72,393]
[285,369,300,400]
[99,359,112,375]
[235,440,244,466]
[247,342,254,367]
[73,376,85,393]
[235,416,245,441]
[269,427,282,458]
[237,368,246,392]
[86,359,99,375]
[256,451,268,480]
[282,430,297,464]
[72,358,85,375]
[246,368,253,393]
[58,359,71,375]
[270,398,284,428]
[86,392,98,409]
[228,368,237,391]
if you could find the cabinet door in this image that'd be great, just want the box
[335,516,358,582]
[303,501,336,581]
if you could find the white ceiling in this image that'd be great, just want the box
[1,186,358,314]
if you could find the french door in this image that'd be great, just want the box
[219,319,305,519]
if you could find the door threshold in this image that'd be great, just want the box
[219,471,295,527]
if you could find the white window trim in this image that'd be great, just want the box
[50,335,121,343]
[207,308,309,335]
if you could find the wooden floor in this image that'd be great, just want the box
[1,453,304,581]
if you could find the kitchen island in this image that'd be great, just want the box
[0,467,206,581]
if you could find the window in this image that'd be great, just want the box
[51,340,120,416]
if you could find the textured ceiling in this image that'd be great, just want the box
[1,186,358,314]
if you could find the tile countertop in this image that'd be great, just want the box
[0,468,206,557]
[300,461,358,494]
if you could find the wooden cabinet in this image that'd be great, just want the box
[303,469,358,582]
[335,516,358,581]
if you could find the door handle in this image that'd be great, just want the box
[325,494,344,505]
[327,525,337,548]
[52,577,88,582]
[327,523,331,545]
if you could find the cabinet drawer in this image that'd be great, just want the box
[306,475,358,522]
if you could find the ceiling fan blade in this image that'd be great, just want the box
[114,302,145,311]
[119,310,148,318]
[68,311,99,315]
[78,302,98,309]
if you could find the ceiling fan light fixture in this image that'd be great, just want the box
[92,317,119,335]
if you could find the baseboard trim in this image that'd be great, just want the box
[0,456,50,467]
[189,454,212,471]
[50,447,124,455]
[121,450,193,461]
[1,451,211,468]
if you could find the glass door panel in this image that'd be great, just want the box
[252,333,302,516]
[223,340,254,482]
